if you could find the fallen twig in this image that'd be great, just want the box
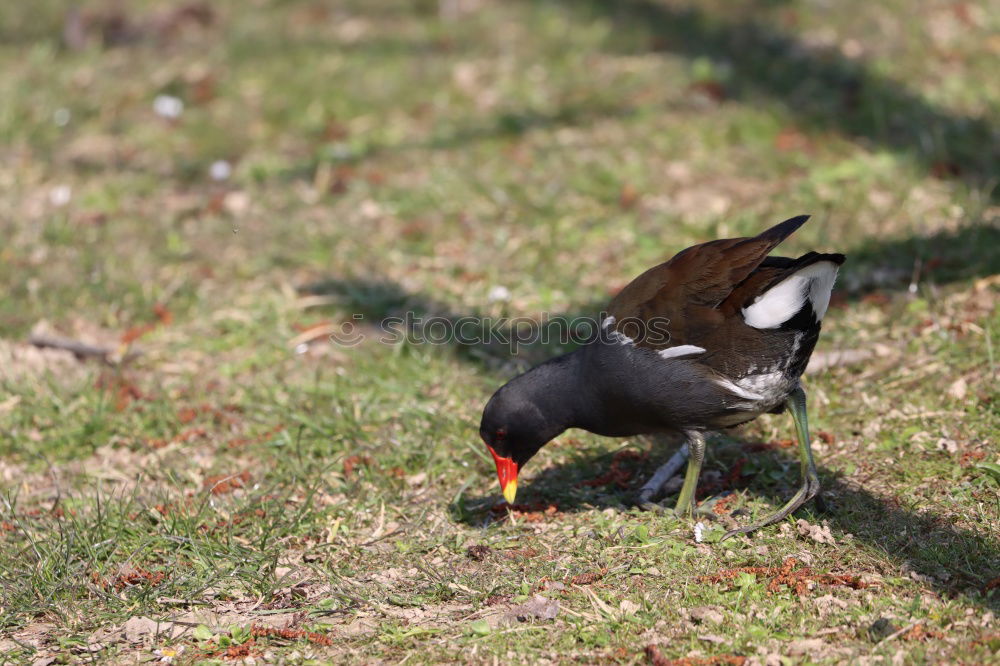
[27,333,141,364]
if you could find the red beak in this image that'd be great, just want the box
[486,445,519,504]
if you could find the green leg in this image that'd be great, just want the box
[673,431,705,518]
[721,386,822,541]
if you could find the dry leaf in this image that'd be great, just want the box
[619,599,641,616]
[787,638,826,655]
[797,519,836,545]
[947,377,968,400]
[813,594,849,618]
[506,595,559,622]
[121,616,184,643]
[690,606,724,625]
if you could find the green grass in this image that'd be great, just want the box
[0,0,998,663]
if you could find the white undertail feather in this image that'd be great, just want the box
[742,261,839,330]
[715,333,805,408]
[714,376,765,402]
[658,345,706,359]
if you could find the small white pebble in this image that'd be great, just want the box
[694,521,705,543]
[209,159,232,181]
[53,108,71,126]
[294,343,309,355]
[49,185,72,207]
[487,285,511,302]
[153,94,184,119]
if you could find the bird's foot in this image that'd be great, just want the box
[719,474,821,541]
[632,489,668,513]
[632,443,691,511]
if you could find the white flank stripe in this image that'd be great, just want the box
[658,345,706,359]
[742,261,840,329]
[715,376,765,401]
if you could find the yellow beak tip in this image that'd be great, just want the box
[502,479,518,505]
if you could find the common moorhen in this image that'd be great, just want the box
[480,215,845,539]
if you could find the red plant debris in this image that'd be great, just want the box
[774,127,812,153]
[154,502,182,517]
[153,303,173,325]
[535,576,555,590]
[502,547,540,560]
[92,567,165,591]
[196,639,262,661]
[688,80,727,103]
[121,303,173,344]
[742,439,795,453]
[148,426,208,449]
[203,470,251,495]
[902,623,944,641]
[200,508,265,534]
[19,505,74,520]
[645,645,746,666]
[984,577,1000,592]
[291,319,334,334]
[959,450,987,467]
[930,161,961,179]
[816,431,836,445]
[619,183,640,210]
[569,569,607,585]
[342,454,372,479]
[578,449,648,489]
[466,545,492,561]
[1,521,15,532]
[177,407,199,423]
[699,557,872,597]
[227,423,285,450]
[710,494,740,516]
[489,501,560,523]
[861,291,891,306]
[96,372,149,411]
[250,624,333,646]
[177,403,243,425]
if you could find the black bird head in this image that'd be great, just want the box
[479,360,578,504]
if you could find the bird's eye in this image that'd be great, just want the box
[495,428,506,439]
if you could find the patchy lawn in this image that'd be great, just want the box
[0,0,997,663]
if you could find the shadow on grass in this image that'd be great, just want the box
[459,438,1000,613]
[537,0,998,200]
[299,276,602,372]
[844,223,1000,293]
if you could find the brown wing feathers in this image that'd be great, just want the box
[606,215,812,327]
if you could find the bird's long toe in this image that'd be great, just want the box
[633,489,668,512]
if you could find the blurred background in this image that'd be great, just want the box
[2,0,997,338]
[0,1,997,662]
